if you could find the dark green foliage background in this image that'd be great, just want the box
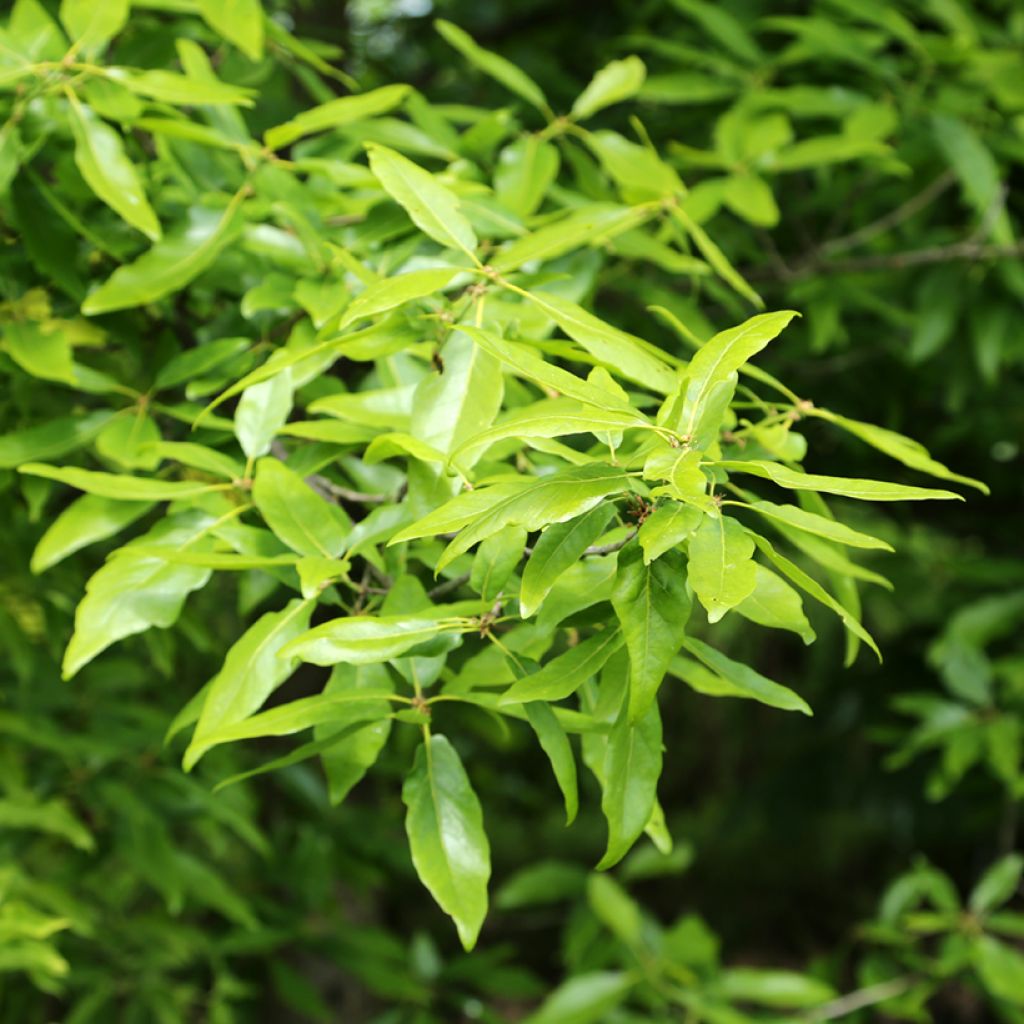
[1,0,1022,1021]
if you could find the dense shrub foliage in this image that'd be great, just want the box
[0,1,1021,1021]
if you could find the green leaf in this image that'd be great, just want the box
[470,526,526,602]
[119,69,256,107]
[3,321,76,384]
[184,598,315,769]
[679,637,812,715]
[525,702,579,825]
[970,855,1024,915]
[742,499,894,551]
[749,530,881,661]
[265,84,411,149]
[735,564,816,644]
[367,143,477,256]
[82,196,247,315]
[522,972,633,1024]
[523,291,677,394]
[571,56,647,121]
[459,328,645,418]
[59,0,128,50]
[637,501,703,564]
[18,463,230,501]
[318,664,395,805]
[403,734,491,950]
[235,370,293,460]
[66,95,160,241]
[154,337,250,391]
[435,19,549,115]
[598,696,662,869]
[679,311,798,440]
[412,330,504,461]
[717,460,963,501]
[687,513,757,623]
[521,503,616,617]
[500,628,625,704]
[973,935,1024,1006]
[435,463,633,573]
[198,0,264,61]
[338,266,459,330]
[811,408,988,493]
[491,203,650,274]
[718,968,836,1008]
[669,204,763,307]
[282,615,466,666]
[30,494,153,573]
[0,412,112,468]
[251,458,349,558]
[612,545,691,721]
[62,511,215,679]
[494,137,560,217]
[147,441,243,480]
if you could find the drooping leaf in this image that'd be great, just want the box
[66,94,160,241]
[403,734,491,950]
[19,463,230,501]
[525,702,579,825]
[338,267,459,330]
[735,564,816,644]
[687,513,757,622]
[611,545,691,721]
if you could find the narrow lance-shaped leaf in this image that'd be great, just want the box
[501,628,625,704]
[520,503,616,618]
[367,143,477,256]
[338,267,459,330]
[282,615,468,666]
[716,459,963,501]
[197,0,264,61]
[680,311,798,440]
[19,463,231,501]
[435,19,549,115]
[739,498,894,551]
[82,193,248,315]
[597,696,663,870]
[571,56,647,121]
[265,84,411,150]
[184,598,315,770]
[680,637,812,715]
[612,545,691,721]
[59,0,129,50]
[525,702,579,825]
[403,734,491,950]
[66,93,160,241]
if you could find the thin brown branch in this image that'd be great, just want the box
[804,975,915,1022]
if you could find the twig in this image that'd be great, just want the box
[428,572,471,600]
[804,975,915,1021]
[820,171,956,257]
